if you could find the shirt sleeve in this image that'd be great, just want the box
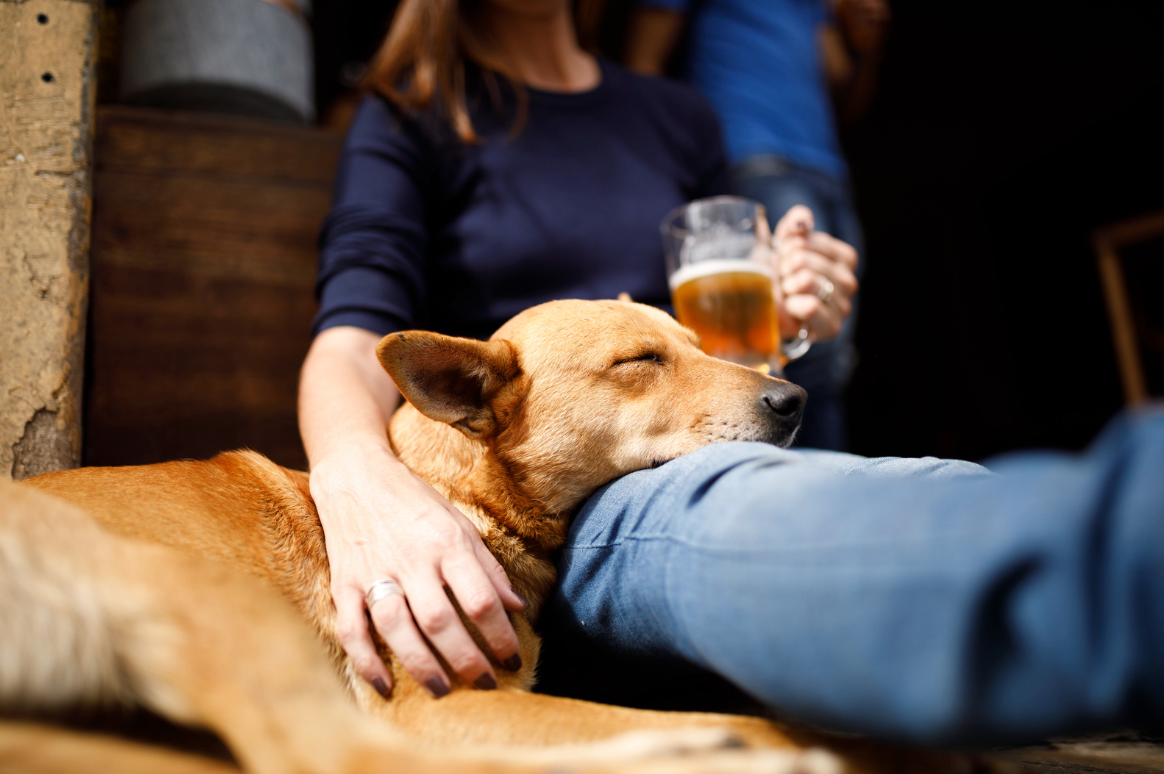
[312,96,435,337]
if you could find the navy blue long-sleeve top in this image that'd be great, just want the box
[314,59,729,340]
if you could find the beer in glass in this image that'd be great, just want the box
[661,197,805,374]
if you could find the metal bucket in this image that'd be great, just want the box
[120,0,314,123]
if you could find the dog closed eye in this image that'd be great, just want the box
[612,352,664,367]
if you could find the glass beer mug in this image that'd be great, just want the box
[661,196,810,375]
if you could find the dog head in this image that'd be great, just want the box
[378,299,805,517]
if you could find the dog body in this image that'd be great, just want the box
[0,479,821,774]
[24,300,806,746]
[4,299,960,772]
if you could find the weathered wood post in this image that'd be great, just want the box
[1,0,98,480]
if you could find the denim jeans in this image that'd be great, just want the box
[536,407,1164,746]
[731,156,864,452]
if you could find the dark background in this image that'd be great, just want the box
[839,2,1164,460]
[314,0,1164,462]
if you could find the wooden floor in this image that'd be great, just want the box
[1001,733,1164,773]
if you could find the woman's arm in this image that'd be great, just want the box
[299,326,527,698]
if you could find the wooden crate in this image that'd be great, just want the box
[85,106,343,470]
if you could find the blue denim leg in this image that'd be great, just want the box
[731,157,864,451]
[537,409,1164,746]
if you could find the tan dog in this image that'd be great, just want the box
[3,479,863,774]
[10,299,963,772]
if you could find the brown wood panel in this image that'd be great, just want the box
[85,106,343,470]
[95,172,322,283]
[94,105,342,183]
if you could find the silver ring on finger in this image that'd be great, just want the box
[365,578,405,609]
[815,276,835,307]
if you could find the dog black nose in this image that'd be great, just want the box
[761,382,806,421]
[759,382,807,445]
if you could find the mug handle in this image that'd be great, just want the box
[782,328,811,362]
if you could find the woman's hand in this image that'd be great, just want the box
[300,327,527,700]
[310,448,527,698]
[771,205,859,342]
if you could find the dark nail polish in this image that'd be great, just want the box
[502,654,523,671]
[513,591,530,609]
[369,676,390,699]
[474,672,498,690]
[425,676,451,699]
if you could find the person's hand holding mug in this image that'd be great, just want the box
[771,205,859,343]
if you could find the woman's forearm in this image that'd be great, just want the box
[299,326,401,469]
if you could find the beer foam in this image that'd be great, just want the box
[668,259,773,291]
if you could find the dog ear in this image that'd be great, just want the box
[376,332,521,439]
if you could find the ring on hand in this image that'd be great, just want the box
[815,277,835,306]
[365,578,405,609]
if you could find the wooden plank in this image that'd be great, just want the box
[0,0,98,480]
[1093,210,1164,251]
[1094,237,1149,405]
[94,105,341,182]
[84,107,343,470]
[93,172,323,283]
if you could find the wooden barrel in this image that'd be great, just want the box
[120,0,314,123]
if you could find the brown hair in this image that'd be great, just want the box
[364,0,605,143]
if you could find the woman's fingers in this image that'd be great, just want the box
[806,230,859,271]
[333,585,394,698]
[366,586,452,698]
[780,265,851,341]
[784,293,844,340]
[474,539,530,613]
[782,261,849,340]
[402,570,498,690]
[364,542,523,697]
[773,204,815,241]
[442,549,524,670]
[781,257,856,317]
[773,214,860,341]
[357,535,524,696]
[780,237,859,282]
